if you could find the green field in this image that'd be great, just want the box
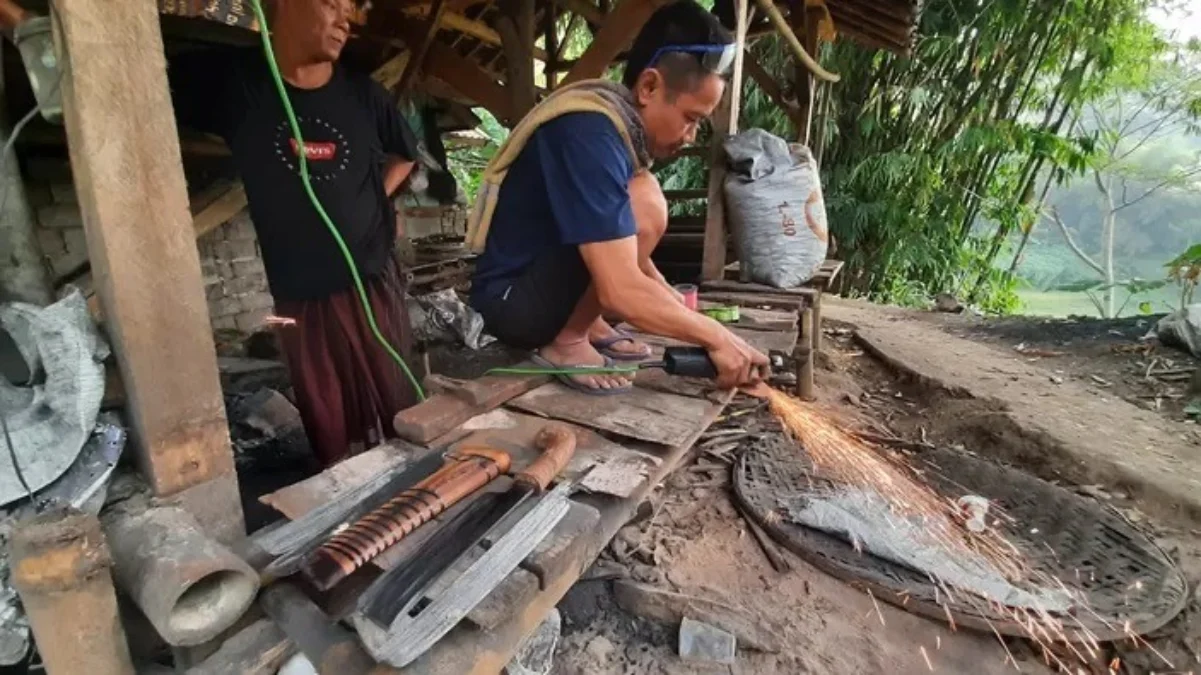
[1015,287,1181,318]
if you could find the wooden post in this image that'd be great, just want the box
[544,3,559,89]
[791,3,822,145]
[497,0,538,117]
[700,0,748,281]
[795,303,814,400]
[54,0,240,528]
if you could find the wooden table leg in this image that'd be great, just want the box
[795,304,814,400]
[812,291,823,353]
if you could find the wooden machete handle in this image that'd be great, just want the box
[514,424,577,493]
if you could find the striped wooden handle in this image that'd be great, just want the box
[303,447,510,590]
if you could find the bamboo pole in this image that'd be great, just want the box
[752,0,839,83]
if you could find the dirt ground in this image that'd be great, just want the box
[546,312,1201,675]
[926,312,1199,425]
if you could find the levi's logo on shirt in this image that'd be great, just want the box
[288,138,338,161]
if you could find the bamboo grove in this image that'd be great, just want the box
[662,0,1167,311]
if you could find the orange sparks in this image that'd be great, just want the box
[262,314,297,327]
[762,387,1173,675]
[920,646,934,671]
[867,589,886,627]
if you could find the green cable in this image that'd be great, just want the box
[248,0,425,401]
[484,365,641,377]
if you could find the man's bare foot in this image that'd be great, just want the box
[589,318,652,360]
[539,339,634,392]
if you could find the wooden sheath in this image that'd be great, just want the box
[513,424,576,493]
[303,447,511,591]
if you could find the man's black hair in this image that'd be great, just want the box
[622,0,734,91]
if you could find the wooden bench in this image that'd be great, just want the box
[700,259,844,399]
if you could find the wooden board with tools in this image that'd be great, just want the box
[241,307,807,673]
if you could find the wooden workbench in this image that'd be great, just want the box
[249,321,799,675]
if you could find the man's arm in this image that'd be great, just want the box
[369,80,419,197]
[537,114,766,387]
[383,157,414,196]
[579,238,766,388]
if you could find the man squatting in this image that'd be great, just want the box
[470,0,769,393]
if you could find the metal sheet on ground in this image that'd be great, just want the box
[507,382,721,448]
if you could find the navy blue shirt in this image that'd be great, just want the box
[470,113,638,304]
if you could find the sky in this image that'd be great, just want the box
[1150,3,1201,41]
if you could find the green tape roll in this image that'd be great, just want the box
[701,306,740,323]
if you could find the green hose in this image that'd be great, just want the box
[247,0,425,401]
[484,365,640,376]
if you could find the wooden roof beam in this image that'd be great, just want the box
[396,0,449,93]
[399,30,516,122]
[549,0,604,26]
[400,4,550,60]
[560,0,668,86]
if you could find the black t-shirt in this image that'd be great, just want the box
[168,48,417,301]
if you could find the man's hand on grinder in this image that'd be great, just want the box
[707,330,770,390]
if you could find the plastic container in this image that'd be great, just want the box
[14,16,62,123]
[674,283,698,311]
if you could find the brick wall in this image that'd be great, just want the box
[197,212,274,332]
[21,156,274,334]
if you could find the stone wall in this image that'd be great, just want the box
[21,156,274,334]
[19,155,469,336]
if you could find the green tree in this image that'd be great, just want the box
[1045,46,1201,316]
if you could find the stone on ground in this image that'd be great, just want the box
[678,617,736,665]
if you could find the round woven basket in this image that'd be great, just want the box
[733,430,1189,640]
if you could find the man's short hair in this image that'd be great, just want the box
[622,0,735,92]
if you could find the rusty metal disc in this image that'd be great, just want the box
[733,429,1189,640]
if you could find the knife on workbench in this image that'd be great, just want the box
[351,424,579,667]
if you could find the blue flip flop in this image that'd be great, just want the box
[530,353,634,396]
[591,329,652,362]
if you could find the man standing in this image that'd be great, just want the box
[168,0,423,466]
[469,0,767,393]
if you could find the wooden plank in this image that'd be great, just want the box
[419,39,515,123]
[662,188,709,201]
[560,0,665,86]
[397,0,448,94]
[743,51,805,131]
[258,443,412,519]
[373,50,413,92]
[392,371,549,443]
[698,291,807,312]
[697,301,797,331]
[701,0,748,280]
[700,278,820,298]
[507,382,719,447]
[184,619,294,675]
[519,501,600,588]
[57,0,238,502]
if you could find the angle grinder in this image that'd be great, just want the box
[646,345,779,381]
